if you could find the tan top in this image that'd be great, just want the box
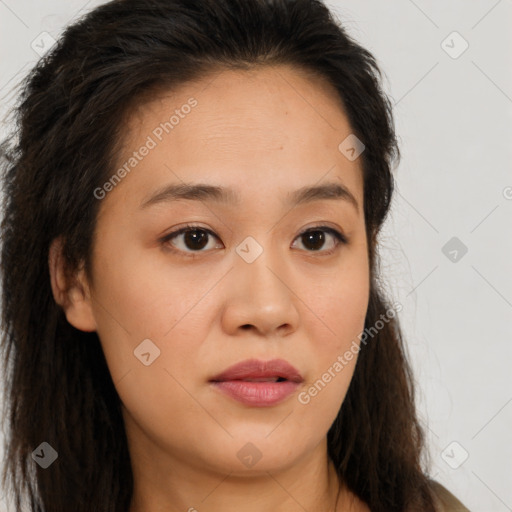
[430,480,471,511]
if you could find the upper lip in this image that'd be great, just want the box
[209,358,304,383]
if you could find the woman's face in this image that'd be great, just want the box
[77,65,369,476]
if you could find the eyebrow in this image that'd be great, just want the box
[140,181,359,213]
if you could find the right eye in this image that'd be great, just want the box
[160,224,223,256]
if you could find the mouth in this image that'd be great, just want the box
[235,377,287,382]
[209,358,303,407]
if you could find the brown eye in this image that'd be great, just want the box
[301,230,326,251]
[292,227,347,255]
[181,229,209,251]
[161,226,222,254]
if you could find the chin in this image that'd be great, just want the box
[192,431,314,476]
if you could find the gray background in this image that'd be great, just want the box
[0,1,511,510]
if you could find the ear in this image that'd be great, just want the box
[48,237,97,332]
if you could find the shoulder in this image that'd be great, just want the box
[429,479,471,512]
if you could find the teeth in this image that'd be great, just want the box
[243,377,280,382]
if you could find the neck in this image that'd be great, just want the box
[128,435,343,512]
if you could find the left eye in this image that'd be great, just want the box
[291,227,347,254]
[160,225,347,256]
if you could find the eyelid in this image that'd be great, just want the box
[300,223,347,243]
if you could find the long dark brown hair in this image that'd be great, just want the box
[0,0,438,510]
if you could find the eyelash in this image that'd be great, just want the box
[159,223,348,258]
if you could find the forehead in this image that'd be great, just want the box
[106,64,364,213]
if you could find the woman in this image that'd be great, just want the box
[0,0,470,510]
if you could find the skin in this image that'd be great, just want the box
[49,64,371,511]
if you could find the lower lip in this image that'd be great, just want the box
[211,380,301,407]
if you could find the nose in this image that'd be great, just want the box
[220,242,300,338]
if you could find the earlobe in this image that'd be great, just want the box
[48,237,97,333]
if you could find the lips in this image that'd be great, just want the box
[209,358,304,384]
[209,358,303,407]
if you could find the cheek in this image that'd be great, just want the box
[94,232,213,327]
[297,259,369,415]
[306,256,369,351]
[90,246,212,389]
